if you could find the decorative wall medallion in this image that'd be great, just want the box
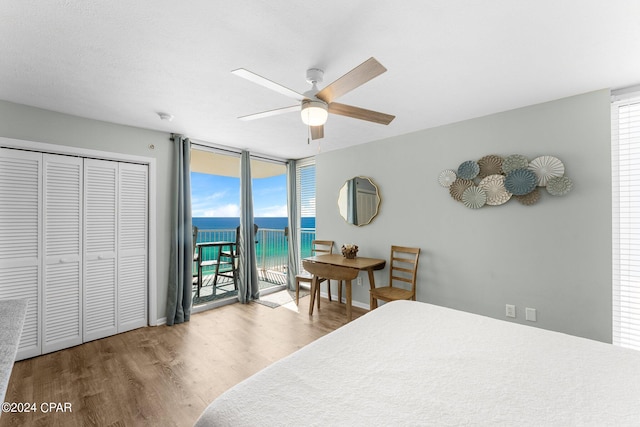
[449,178,474,201]
[546,176,573,196]
[478,174,512,205]
[514,188,540,206]
[457,160,480,180]
[528,156,564,186]
[504,168,537,196]
[462,186,487,209]
[440,154,572,209]
[502,154,529,174]
[438,169,457,187]
[477,155,504,179]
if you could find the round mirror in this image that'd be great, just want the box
[338,176,381,226]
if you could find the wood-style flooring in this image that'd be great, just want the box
[1,294,366,427]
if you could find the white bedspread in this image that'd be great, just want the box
[194,301,640,426]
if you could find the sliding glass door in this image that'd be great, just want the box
[190,146,287,307]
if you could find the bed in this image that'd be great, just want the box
[194,300,640,426]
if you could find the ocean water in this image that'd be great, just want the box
[192,217,316,264]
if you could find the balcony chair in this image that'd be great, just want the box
[295,240,341,306]
[204,224,259,291]
[369,245,420,309]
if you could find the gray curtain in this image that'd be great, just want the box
[237,150,259,303]
[286,160,300,290]
[166,135,193,325]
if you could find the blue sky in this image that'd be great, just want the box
[191,172,288,217]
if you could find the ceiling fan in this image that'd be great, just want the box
[231,57,395,140]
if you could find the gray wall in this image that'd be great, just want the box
[0,100,172,322]
[316,89,612,342]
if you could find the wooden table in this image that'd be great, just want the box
[196,241,236,296]
[304,254,386,320]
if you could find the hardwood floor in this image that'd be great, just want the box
[1,295,366,427]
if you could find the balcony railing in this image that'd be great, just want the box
[195,228,316,287]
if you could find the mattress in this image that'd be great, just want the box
[194,300,640,426]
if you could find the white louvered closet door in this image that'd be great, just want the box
[0,148,42,359]
[118,162,148,333]
[42,154,83,354]
[84,159,118,342]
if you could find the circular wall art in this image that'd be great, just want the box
[504,168,537,196]
[439,154,572,209]
[457,160,480,180]
[514,188,541,206]
[449,178,474,202]
[438,169,457,187]
[478,174,512,206]
[502,154,529,174]
[528,155,564,186]
[546,176,573,196]
[477,155,504,179]
[462,186,487,209]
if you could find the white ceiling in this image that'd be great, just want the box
[1,1,639,160]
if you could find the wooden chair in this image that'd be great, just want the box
[369,246,420,309]
[302,260,359,316]
[295,240,341,305]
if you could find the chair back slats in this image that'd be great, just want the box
[311,240,334,255]
[391,275,414,284]
[388,246,420,290]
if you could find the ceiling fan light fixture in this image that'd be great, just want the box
[300,99,328,126]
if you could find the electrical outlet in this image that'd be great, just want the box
[526,307,537,322]
[356,277,363,286]
[505,304,516,318]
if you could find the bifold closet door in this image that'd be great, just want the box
[83,159,149,341]
[84,159,118,342]
[42,154,83,354]
[0,148,42,360]
[118,162,148,333]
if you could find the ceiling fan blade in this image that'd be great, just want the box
[310,125,324,140]
[238,105,300,121]
[328,102,395,125]
[315,57,387,104]
[232,68,306,101]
